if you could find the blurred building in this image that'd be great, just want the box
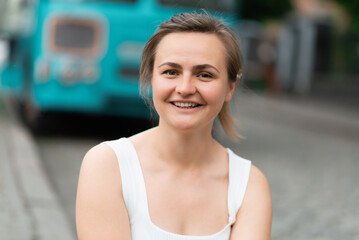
[238,0,358,102]
[276,0,351,94]
[0,39,9,67]
[0,0,36,36]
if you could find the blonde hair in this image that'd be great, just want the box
[140,12,242,140]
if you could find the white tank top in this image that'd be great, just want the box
[105,138,251,240]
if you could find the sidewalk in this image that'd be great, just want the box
[0,101,75,240]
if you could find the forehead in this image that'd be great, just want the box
[154,32,226,66]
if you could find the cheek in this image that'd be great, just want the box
[151,79,173,107]
[201,84,228,104]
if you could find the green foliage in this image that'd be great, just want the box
[333,0,359,32]
[240,0,292,21]
[239,0,359,32]
[334,0,359,15]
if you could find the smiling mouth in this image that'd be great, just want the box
[171,102,202,109]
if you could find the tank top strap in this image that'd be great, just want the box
[227,148,251,223]
[104,138,147,224]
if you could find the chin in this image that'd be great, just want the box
[170,119,212,133]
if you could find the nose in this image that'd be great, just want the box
[176,73,196,95]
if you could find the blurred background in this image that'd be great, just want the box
[0,0,358,239]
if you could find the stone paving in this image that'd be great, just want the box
[0,115,33,240]
[0,98,75,240]
[238,116,358,239]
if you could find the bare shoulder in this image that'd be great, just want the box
[77,143,122,192]
[248,165,271,192]
[80,143,118,175]
[244,165,272,216]
[76,143,131,240]
[230,164,272,240]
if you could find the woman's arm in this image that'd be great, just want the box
[76,143,131,240]
[230,165,272,240]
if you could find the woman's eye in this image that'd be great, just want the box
[198,72,213,79]
[163,70,178,76]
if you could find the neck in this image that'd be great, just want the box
[150,121,219,169]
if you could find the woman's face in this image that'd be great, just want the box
[151,32,236,132]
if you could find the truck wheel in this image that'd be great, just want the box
[20,100,45,134]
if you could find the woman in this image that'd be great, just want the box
[76,12,272,240]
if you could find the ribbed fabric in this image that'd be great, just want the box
[105,138,251,240]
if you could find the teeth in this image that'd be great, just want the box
[173,102,198,108]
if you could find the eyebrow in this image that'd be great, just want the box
[158,62,181,69]
[158,62,220,73]
[193,64,220,73]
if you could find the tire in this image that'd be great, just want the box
[19,99,45,134]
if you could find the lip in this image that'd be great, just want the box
[170,100,203,104]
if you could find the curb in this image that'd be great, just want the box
[6,118,75,240]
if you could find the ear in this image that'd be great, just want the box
[225,79,237,102]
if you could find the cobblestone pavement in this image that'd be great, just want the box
[37,136,96,233]
[0,98,75,240]
[0,116,33,240]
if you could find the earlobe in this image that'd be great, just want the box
[225,80,237,102]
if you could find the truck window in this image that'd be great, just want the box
[49,18,101,55]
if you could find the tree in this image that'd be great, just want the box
[240,0,291,22]
[332,0,359,32]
